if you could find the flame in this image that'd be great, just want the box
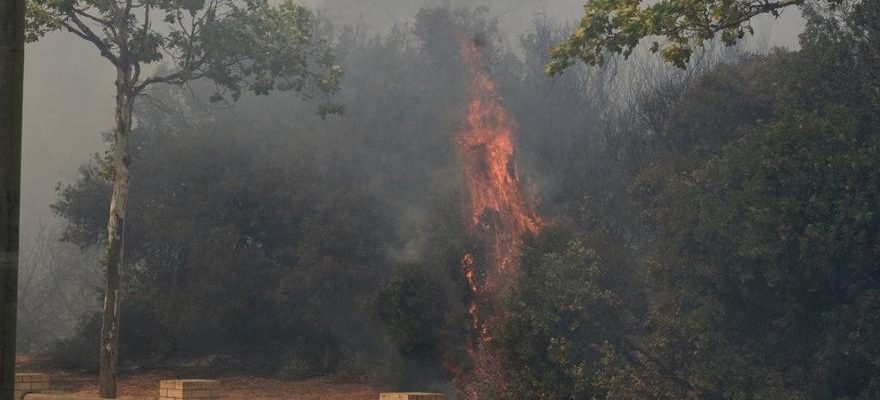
[457,36,543,295]
[449,34,544,400]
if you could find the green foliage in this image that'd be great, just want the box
[46,314,101,373]
[51,88,393,376]
[500,226,645,400]
[46,8,482,381]
[42,3,880,396]
[26,0,341,104]
[199,0,341,103]
[500,2,880,399]
[547,0,841,72]
[374,266,446,359]
[644,108,880,398]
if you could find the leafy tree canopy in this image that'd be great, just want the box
[546,0,839,72]
[27,0,341,105]
[498,1,880,398]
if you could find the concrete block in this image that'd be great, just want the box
[21,396,113,400]
[380,393,446,400]
[15,374,50,383]
[14,374,51,399]
[160,380,220,390]
[158,380,220,400]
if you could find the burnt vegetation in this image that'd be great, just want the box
[26,1,880,399]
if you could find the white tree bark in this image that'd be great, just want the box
[98,66,134,399]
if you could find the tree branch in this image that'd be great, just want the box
[132,57,207,92]
[73,8,114,29]
[132,1,151,83]
[62,16,120,66]
[709,0,805,33]
[117,0,135,66]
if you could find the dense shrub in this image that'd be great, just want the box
[496,2,880,399]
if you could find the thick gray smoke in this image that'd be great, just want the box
[19,0,805,234]
[19,0,806,350]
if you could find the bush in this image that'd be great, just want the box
[46,314,101,373]
[374,264,455,388]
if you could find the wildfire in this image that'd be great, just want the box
[450,34,544,399]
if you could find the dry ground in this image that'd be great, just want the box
[16,354,386,399]
[62,373,384,400]
[17,358,382,399]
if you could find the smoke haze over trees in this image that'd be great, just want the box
[15,0,880,399]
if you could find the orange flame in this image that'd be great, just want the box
[449,34,544,400]
[457,36,543,295]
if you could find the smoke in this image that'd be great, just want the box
[19,0,807,362]
[19,0,805,231]
[307,0,586,45]
[22,34,111,236]
[19,0,805,233]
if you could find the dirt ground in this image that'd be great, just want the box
[61,373,384,400]
[15,353,386,399]
[20,370,381,400]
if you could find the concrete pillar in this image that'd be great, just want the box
[380,393,446,400]
[13,374,50,400]
[159,380,220,400]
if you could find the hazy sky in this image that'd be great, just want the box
[19,0,805,242]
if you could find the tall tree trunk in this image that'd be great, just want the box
[0,0,25,397]
[99,68,134,399]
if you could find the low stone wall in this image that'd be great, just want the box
[159,380,220,400]
[379,393,446,400]
[14,373,50,400]
[22,395,112,400]
[15,373,443,400]
[13,374,220,400]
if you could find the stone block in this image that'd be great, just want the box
[20,396,114,400]
[14,374,51,399]
[158,380,220,400]
[15,374,50,383]
[380,393,446,400]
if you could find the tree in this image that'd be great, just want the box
[46,10,483,383]
[643,109,880,398]
[50,83,400,379]
[0,0,25,397]
[373,265,450,387]
[546,0,829,72]
[16,225,101,352]
[633,8,880,396]
[498,226,649,400]
[26,0,341,395]
[494,3,880,398]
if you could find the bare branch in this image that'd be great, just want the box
[133,57,207,92]
[62,17,121,66]
[73,8,114,29]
